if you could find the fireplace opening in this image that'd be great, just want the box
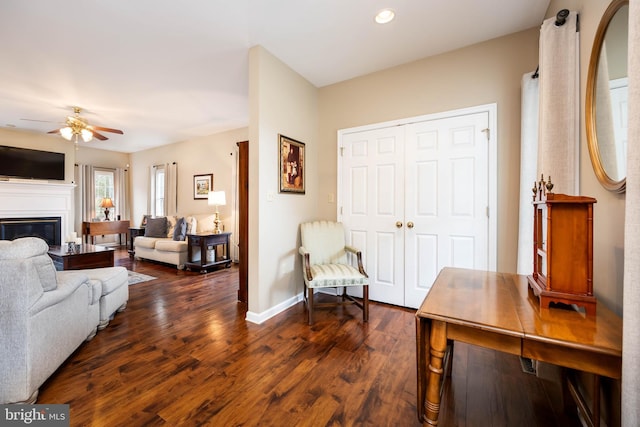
[0,217,62,246]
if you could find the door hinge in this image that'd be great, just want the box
[340,206,343,215]
[340,146,344,156]
[486,206,490,218]
[481,128,490,141]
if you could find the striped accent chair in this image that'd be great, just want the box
[299,221,369,325]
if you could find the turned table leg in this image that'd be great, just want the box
[425,320,447,426]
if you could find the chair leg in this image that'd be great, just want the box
[308,286,314,325]
[363,285,369,322]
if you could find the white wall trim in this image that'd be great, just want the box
[245,293,304,324]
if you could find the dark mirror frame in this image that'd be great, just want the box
[585,0,628,193]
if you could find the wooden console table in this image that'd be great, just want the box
[416,268,622,427]
[185,232,232,272]
[82,220,130,246]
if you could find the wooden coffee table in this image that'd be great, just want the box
[48,244,115,271]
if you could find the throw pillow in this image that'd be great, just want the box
[173,217,187,241]
[185,216,197,234]
[166,215,179,238]
[144,217,168,238]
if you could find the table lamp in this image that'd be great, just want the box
[208,191,226,234]
[100,197,115,221]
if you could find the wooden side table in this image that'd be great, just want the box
[128,227,145,257]
[185,232,232,272]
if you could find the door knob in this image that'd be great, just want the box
[396,221,403,228]
[407,221,414,229]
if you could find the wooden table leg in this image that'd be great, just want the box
[425,320,447,426]
[416,316,431,422]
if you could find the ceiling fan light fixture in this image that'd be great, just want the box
[81,128,93,142]
[60,126,73,141]
[375,8,395,24]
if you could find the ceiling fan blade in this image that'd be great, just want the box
[91,131,109,141]
[47,129,62,134]
[21,118,58,123]
[90,125,123,134]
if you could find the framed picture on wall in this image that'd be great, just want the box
[279,134,305,194]
[193,173,213,199]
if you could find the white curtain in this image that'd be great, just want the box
[74,164,95,234]
[166,162,178,216]
[622,1,640,425]
[517,72,539,275]
[149,163,178,217]
[538,11,580,195]
[114,167,130,221]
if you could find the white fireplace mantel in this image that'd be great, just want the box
[0,180,75,240]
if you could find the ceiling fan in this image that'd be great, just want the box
[47,107,124,143]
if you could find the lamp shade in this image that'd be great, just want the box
[99,197,115,208]
[208,191,226,206]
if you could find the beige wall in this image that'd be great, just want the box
[75,146,130,171]
[317,28,540,276]
[128,127,247,231]
[248,46,319,319]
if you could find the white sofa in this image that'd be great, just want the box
[134,214,217,269]
[0,237,128,404]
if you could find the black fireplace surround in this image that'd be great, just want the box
[0,217,62,246]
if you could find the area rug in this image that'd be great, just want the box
[127,271,157,285]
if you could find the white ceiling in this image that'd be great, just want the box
[0,0,550,153]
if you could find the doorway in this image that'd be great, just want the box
[237,140,248,304]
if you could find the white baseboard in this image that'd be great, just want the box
[245,292,304,324]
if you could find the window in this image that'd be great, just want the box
[94,169,115,221]
[153,165,166,217]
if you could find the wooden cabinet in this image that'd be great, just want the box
[527,192,597,314]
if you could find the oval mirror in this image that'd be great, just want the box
[586,0,628,193]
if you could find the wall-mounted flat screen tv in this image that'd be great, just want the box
[0,145,65,181]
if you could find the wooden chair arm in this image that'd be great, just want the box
[299,246,313,281]
[345,246,368,278]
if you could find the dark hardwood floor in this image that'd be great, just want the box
[37,249,581,426]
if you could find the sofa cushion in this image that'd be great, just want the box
[33,255,58,292]
[155,239,188,253]
[0,237,49,260]
[0,238,58,291]
[145,217,167,238]
[185,216,196,234]
[134,236,162,249]
[192,214,215,233]
[173,217,187,241]
[82,267,128,295]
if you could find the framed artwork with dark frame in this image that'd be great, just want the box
[193,173,213,199]
[279,134,305,194]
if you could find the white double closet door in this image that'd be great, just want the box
[338,106,496,308]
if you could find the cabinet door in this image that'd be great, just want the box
[404,112,490,308]
[341,126,405,306]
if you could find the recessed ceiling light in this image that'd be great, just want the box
[375,8,395,24]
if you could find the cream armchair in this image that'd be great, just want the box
[299,221,369,325]
[0,238,100,404]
